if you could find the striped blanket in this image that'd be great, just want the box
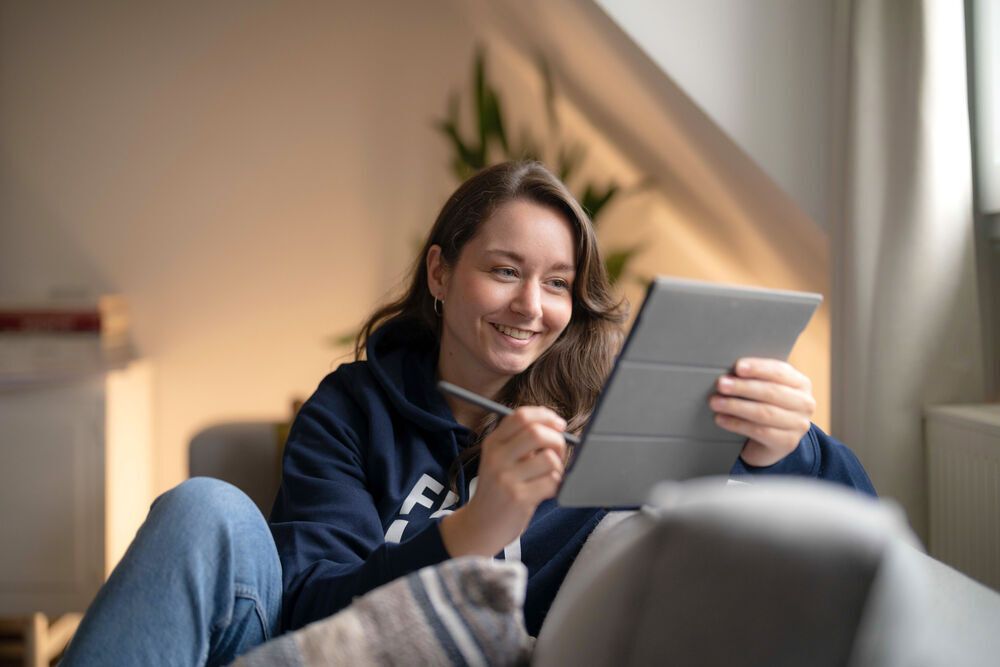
[232,557,532,666]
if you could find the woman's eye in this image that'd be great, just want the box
[493,267,518,278]
[549,278,570,290]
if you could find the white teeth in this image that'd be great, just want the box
[493,323,533,340]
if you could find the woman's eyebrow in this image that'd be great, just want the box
[484,249,575,272]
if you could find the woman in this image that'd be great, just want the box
[63,161,873,665]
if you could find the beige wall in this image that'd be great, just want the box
[1,0,830,500]
[595,0,835,228]
[0,1,478,493]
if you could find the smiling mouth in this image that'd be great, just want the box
[491,323,536,340]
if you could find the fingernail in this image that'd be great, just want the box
[718,377,733,391]
[736,360,750,374]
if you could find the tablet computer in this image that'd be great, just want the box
[557,276,822,508]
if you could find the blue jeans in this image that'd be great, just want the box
[61,478,282,666]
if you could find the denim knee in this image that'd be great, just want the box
[149,477,282,637]
[146,477,281,588]
[62,477,282,665]
[152,476,263,522]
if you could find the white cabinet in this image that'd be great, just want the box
[0,362,152,617]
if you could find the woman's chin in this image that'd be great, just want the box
[485,354,537,379]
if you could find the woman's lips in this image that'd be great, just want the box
[491,322,537,341]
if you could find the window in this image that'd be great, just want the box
[970,0,1000,216]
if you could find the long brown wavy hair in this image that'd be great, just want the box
[355,161,627,489]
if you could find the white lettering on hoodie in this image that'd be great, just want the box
[383,473,521,561]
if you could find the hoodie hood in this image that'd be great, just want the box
[366,318,459,434]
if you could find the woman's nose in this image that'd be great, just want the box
[510,281,543,319]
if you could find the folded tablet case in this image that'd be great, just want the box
[557,276,822,507]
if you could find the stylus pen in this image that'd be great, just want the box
[437,380,581,445]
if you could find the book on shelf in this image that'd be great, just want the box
[0,295,134,383]
[0,295,129,335]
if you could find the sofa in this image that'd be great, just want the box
[535,478,1000,666]
[224,476,999,666]
[191,425,1000,665]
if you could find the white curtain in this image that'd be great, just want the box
[831,0,986,541]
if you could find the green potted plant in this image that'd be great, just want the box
[435,48,643,285]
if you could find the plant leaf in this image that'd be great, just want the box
[483,85,509,155]
[603,245,642,285]
[434,90,486,177]
[436,117,481,177]
[536,51,559,131]
[326,330,359,347]
[581,183,620,222]
[557,143,586,183]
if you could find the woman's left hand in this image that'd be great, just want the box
[709,357,816,467]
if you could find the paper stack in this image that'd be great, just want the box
[0,295,134,384]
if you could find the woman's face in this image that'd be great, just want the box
[427,199,576,397]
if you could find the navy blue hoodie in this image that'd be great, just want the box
[269,318,876,636]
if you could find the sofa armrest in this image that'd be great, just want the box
[535,478,983,666]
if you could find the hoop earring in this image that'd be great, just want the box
[433,297,443,316]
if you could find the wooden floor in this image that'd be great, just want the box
[0,615,80,667]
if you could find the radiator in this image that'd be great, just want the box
[926,404,1000,591]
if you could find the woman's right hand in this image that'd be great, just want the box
[439,406,568,558]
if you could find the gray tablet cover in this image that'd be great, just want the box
[557,276,822,508]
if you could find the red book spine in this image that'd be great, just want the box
[0,311,101,332]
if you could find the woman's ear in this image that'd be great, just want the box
[426,245,447,299]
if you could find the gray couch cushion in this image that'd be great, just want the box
[535,478,941,666]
